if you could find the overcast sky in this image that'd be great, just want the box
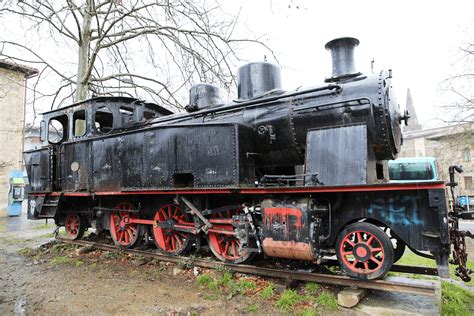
[225,0,473,127]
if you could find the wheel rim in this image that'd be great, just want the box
[208,209,252,263]
[339,230,385,274]
[65,213,80,239]
[153,204,190,254]
[109,203,140,247]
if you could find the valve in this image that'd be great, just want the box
[399,109,410,126]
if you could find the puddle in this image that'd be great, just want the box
[14,297,27,315]
[0,252,24,264]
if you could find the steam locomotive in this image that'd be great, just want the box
[24,37,470,281]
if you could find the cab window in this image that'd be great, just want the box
[48,115,68,144]
[94,107,114,134]
[389,162,435,181]
[73,110,87,137]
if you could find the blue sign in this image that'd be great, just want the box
[459,196,468,207]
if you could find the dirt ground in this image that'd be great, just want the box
[1,250,276,315]
[0,216,325,315]
[0,215,442,315]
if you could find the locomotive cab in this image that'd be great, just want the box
[40,96,173,143]
[24,97,173,202]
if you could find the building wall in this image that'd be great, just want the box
[0,68,26,215]
[434,135,474,197]
[399,130,474,197]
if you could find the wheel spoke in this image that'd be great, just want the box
[366,235,374,245]
[350,259,359,267]
[175,235,183,248]
[170,235,176,251]
[176,232,187,239]
[363,261,369,270]
[232,242,238,258]
[369,256,382,267]
[221,241,228,254]
[345,239,355,247]
[127,228,135,240]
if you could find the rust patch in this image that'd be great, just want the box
[264,207,302,230]
[262,238,314,260]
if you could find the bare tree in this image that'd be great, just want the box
[440,42,474,127]
[0,0,274,112]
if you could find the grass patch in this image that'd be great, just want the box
[0,237,25,245]
[37,233,55,238]
[57,229,68,237]
[177,257,194,269]
[33,223,56,230]
[214,265,231,274]
[196,272,258,296]
[316,291,338,311]
[396,249,474,285]
[275,289,302,311]
[236,279,257,292]
[441,282,474,315]
[261,282,275,299]
[196,274,212,287]
[75,260,85,267]
[203,294,218,301]
[220,271,233,286]
[305,282,320,294]
[244,304,258,313]
[50,243,76,254]
[50,255,71,265]
[298,307,316,316]
[103,252,122,260]
[17,247,33,256]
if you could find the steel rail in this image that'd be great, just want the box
[56,238,440,297]
[321,259,439,276]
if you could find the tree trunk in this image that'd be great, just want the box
[75,0,93,102]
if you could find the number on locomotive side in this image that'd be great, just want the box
[207,145,219,156]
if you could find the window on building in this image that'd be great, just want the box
[465,176,474,190]
[73,110,87,137]
[94,107,114,134]
[48,115,68,144]
[463,148,471,162]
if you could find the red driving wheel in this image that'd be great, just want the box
[336,222,394,280]
[65,212,85,240]
[109,202,142,248]
[152,204,192,255]
[208,209,254,264]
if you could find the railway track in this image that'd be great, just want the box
[56,237,441,298]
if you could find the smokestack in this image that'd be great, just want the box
[325,37,361,82]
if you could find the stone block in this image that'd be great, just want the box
[337,288,366,308]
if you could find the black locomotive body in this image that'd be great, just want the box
[24,37,465,281]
